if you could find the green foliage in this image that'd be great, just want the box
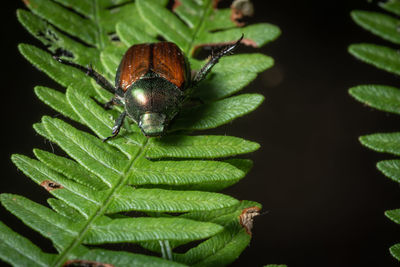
[349,0,400,262]
[2,0,280,266]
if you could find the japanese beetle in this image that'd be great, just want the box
[56,35,243,140]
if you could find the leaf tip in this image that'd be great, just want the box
[10,154,22,163]
[350,10,360,20]
[358,135,368,146]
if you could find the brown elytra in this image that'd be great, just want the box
[116,42,189,92]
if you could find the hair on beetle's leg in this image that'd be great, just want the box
[192,34,244,86]
[53,56,116,95]
[103,111,127,142]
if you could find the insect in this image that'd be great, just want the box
[55,35,243,141]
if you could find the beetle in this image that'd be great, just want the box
[55,35,243,141]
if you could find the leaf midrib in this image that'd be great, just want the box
[93,0,106,50]
[184,0,213,55]
[52,138,149,267]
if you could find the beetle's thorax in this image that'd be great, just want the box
[124,76,183,137]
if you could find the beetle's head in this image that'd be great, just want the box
[138,113,166,137]
[124,78,183,137]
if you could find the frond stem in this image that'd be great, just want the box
[93,0,106,50]
[184,0,213,55]
[52,138,150,267]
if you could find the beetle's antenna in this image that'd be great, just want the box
[192,34,244,86]
[53,56,117,95]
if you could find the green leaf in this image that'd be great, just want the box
[348,43,400,76]
[85,217,223,244]
[107,188,239,213]
[17,9,99,66]
[172,94,264,131]
[176,222,251,267]
[19,44,96,94]
[380,0,400,16]
[360,133,400,156]
[377,160,400,183]
[174,201,261,266]
[193,54,274,101]
[390,243,400,261]
[41,116,127,187]
[23,0,98,46]
[34,86,82,123]
[33,149,108,190]
[116,21,158,46]
[77,249,187,267]
[136,0,192,50]
[47,198,85,222]
[349,85,400,115]
[351,10,400,44]
[129,159,245,186]
[1,194,78,251]
[11,154,99,218]
[174,1,235,30]
[146,135,260,159]
[0,221,56,267]
[385,209,400,224]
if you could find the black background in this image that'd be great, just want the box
[2,0,400,266]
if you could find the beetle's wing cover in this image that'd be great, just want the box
[116,44,151,92]
[152,42,188,90]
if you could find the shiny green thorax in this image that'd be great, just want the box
[123,75,184,136]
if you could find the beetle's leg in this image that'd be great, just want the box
[104,96,123,110]
[54,57,116,95]
[103,111,127,142]
[192,34,243,86]
[104,99,116,110]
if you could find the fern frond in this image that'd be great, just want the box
[2,0,280,266]
[349,0,400,262]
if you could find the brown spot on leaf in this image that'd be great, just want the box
[172,0,181,11]
[40,180,63,191]
[63,260,114,267]
[212,0,220,9]
[22,0,30,6]
[239,206,260,235]
[241,38,258,48]
[231,0,254,26]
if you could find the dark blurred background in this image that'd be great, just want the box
[2,0,400,266]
